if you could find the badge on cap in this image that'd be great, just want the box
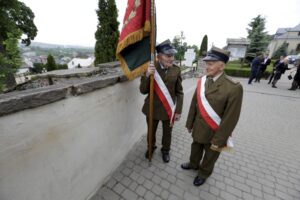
[202,47,230,63]
[156,39,177,55]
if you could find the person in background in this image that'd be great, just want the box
[248,54,263,84]
[181,47,243,186]
[268,56,284,84]
[255,54,271,82]
[271,57,290,88]
[140,39,184,163]
[288,59,300,90]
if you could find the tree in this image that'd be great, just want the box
[272,42,288,59]
[94,0,119,65]
[0,30,22,91]
[46,54,56,71]
[33,63,45,73]
[0,0,37,91]
[245,15,270,62]
[172,31,187,66]
[199,35,208,57]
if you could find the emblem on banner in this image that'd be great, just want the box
[123,0,141,29]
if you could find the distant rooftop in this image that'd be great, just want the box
[275,23,300,34]
[290,23,300,31]
[276,28,290,34]
[227,38,250,45]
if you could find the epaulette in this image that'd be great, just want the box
[225,75,240,85]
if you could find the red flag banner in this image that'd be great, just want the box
[116,0,151,80]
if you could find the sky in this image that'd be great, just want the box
[20,0,300,48]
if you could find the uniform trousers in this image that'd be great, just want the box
[189,141,220,179]
[146,118,172,153]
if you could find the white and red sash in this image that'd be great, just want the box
[196,75,221,131]
[154,70,176,124]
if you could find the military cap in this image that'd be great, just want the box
[203,46,230,63]
[156,39,177,55]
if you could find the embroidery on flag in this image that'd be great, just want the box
[116,0,152,80]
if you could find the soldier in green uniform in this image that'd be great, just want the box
[181,47,243,186]
[140,39,184,163]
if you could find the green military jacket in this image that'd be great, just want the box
[186,73,243,147]
[140,63,184,120]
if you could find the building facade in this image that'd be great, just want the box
[268,23,300,57]
[67,57,95,69]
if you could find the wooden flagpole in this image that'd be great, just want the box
[148,0,156,162]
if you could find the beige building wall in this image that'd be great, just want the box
[269,24,300,57]
[269,37,300,56]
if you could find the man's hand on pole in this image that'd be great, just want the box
[146,63,156,77]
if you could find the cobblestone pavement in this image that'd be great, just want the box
[91,75,300,200]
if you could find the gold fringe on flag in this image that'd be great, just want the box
[116,21,151,80]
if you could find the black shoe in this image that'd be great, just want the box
[181,162,198,170]
[162,152,170,163]
[193,176,206,186]
[272,85,277,88]
[145,146,157,159]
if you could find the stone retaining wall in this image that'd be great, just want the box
[0,63,192,200]
[0,63,146,200]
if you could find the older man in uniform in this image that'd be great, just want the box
[181,47,243,186]
[140,39,184,163]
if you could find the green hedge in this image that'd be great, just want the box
[225,62,271,78]
[225,68,251,77]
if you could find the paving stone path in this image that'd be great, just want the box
[91,75,300,200]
